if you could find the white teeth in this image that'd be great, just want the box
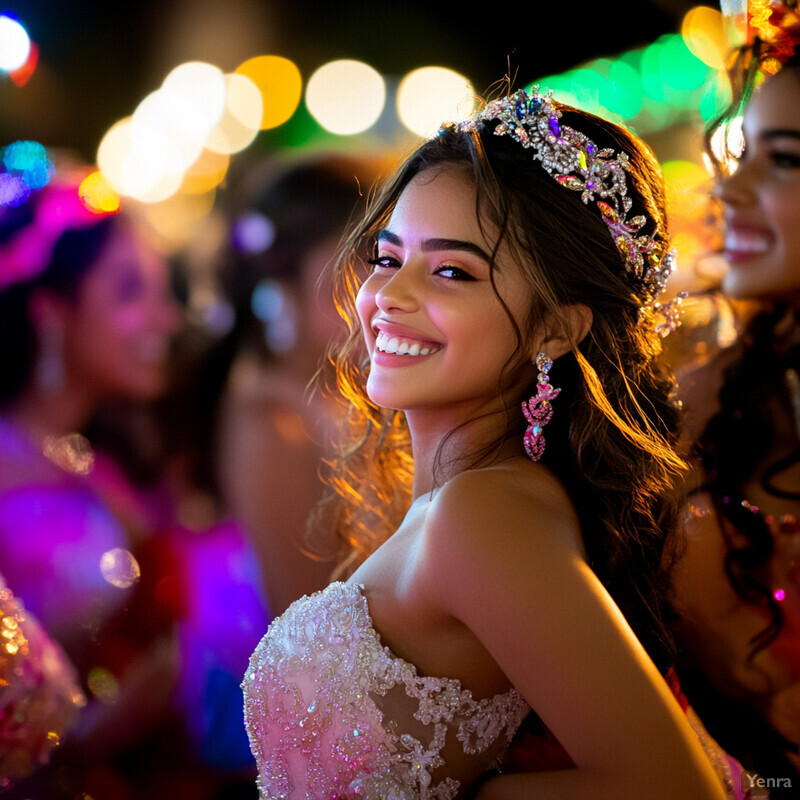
[725,231,771,253]
[375,331,439,356]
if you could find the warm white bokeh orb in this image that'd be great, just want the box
[206,73,263,154]
[306,59,386,135]
[0,14,31,72]
[161,61,227,142]
[397,67,476,138]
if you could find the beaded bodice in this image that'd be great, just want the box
[242,581,529,799]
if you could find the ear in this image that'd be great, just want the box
[537,303,593,361]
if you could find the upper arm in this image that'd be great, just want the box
[422,469,724,796]
[216,397,332,615]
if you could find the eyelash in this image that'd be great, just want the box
[366,257,476,281]
[366,256,399,271]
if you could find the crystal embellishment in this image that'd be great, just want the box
[456,86,685,335]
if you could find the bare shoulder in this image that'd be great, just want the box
[436,459,581,535]
[421,460,586,591]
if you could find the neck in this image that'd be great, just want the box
[406,402,522,497]
[5,381,96,443]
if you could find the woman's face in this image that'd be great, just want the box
[355,168,535,423]
[720,67,800,305]
[62,222,181,400]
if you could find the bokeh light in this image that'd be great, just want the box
[87,667,120,704]
[0,13,31,72]
[161,61,227,140]
[660,34,708,91]
[682,5,729,70]
[180,148,230,195]
[205,73,263,154]
[306,60,385,135]
[3,140,53,189]
[100,548,141,589]
[79,171,121,214]
[235,55,303,129]
[131,88,204,176]
[397,67,476,138]
[97,117,157,199]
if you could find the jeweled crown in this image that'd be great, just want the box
[457,86,682,334]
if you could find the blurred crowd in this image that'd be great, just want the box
[0,30,799,798]
[0,145,392,798]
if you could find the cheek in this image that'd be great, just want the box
[355,283,375,333]
[112,304,149,336]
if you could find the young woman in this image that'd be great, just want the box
[671,5,800,792]
[242,88,726,799]
[0,159,183,797]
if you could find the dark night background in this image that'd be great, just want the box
[0,0,703,162]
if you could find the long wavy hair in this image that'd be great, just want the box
[679,42,800,787]
[312,96,688,674]
[700,43,800,654]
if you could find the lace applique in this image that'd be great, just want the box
[243,581,529,799]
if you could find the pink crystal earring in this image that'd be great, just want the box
[522,353,561,462]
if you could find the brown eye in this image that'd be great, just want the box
[434,265,475,281]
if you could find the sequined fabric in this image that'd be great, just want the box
[0,579,84,788]
[242,581,529,799]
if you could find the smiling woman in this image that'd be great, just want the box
[356,169,533,420]
[671,7,800,792]
[0,161,184,797]
[241,85,731,799]
[718,67,800,302]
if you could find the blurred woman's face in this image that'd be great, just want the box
[719,67,800,306]
[63,222,180,400]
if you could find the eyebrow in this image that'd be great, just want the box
[377,229,493,264]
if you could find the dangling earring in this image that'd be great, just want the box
[35,319,65,393]
[522,352,561,462]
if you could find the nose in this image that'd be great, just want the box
[374,262,421,314]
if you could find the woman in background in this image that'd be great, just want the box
[671,3,800,793]
[162,152,390,616]
[0,147,185,797]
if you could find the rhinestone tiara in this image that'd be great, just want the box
[456,86,681,331]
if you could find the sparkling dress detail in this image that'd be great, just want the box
[242,581,529,799]
[0,578,84,788]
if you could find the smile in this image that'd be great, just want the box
[723,229,773,256]
[375,331,442,356]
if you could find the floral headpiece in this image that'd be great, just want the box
[457,86,682,335]
[0,141,115,291]
[723,0,800,74]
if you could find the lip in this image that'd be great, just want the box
[723,218,775,264]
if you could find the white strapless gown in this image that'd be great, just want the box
[243,581,529,799]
